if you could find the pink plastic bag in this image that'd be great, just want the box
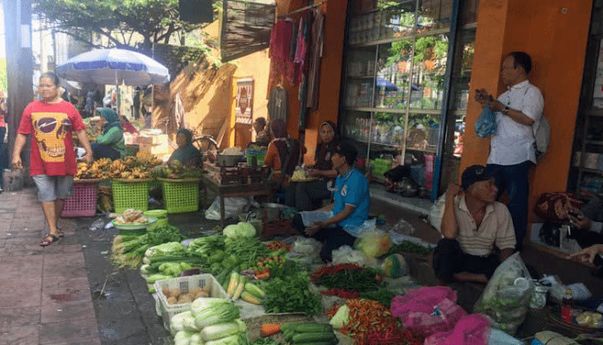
[424,314,490,345]
[390,286,466,337]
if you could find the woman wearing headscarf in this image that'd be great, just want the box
[92,107,125,160]
[294,121,339,211]
[169,128,202,167]
[264,119,302,194]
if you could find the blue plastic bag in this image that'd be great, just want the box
[475,106,497,138]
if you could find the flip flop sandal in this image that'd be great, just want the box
[57,231,65,238]
[40,234,61,247]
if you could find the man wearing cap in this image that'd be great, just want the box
[433,165,516,284]
[293,141,370,262]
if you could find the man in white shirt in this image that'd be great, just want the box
[433,165,516,284]
[475,51,544,250]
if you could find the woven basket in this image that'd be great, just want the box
[61,180,99,217]
[158,177,200,214]
[112,179,151,213]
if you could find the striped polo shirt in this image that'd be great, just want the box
[454,196,516,256]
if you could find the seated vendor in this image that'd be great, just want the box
[169,128,202,168]
[294,121,339,211]
[92,107,125,160]
[252,117,271,147]
[433,165,516,284]
[293,142,370,262]
[264,119,301,190]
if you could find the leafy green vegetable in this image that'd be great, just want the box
[360,288,397,307]
[193,299,240,329]
[387,241,433,256]
[263,272,322,315]
[225,237,269,270]
[223,222,256,239]
[251,339,282,345]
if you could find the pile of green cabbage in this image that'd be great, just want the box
[171,298,249,345]
[223,222,256,239]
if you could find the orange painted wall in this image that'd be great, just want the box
[277,0,348,164]
[460,0,592,225]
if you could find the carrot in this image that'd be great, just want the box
[260,323,281,337]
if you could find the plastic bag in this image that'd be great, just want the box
[391,286,466,337]
[488,328,524,345]
[424,314,490,345]
[475,106,497,138]
[474,253,533,335]
[204,197,250,220]
[429,192,446,232]
[354,229,392,258]
[332,245,370,266]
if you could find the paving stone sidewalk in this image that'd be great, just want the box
[0,188,101,345]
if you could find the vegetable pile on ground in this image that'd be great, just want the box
[387,241,433,256]
[224,271,265,305]
[170,298,249,345]
[279,322,338,345]
[140,241,204,292]
[328,299,410,345]
[311,263,383,293]
[111,221,182,269]
[262,270,322,315]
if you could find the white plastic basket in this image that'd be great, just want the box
[154,274,227,330]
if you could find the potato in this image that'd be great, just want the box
[177,294,193,304]
[194,290,209,298]
[167,296,177,305]
[170,288,181,298]
[162,287,171,297]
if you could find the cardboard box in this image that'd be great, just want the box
[137,134,168,146]
[139,142,170,155]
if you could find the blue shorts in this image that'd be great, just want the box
[32,175,74,202]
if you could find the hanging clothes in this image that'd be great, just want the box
[268,87,288,121]
[269,19,293,62]
[306,8,325,110]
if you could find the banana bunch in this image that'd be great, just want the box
[108,154,161,179]
[75,158,113,180]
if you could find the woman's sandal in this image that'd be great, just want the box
[40,234,61,247]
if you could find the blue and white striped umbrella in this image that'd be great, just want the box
[56,48,170,86]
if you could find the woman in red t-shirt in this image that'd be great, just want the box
[12,72,93,247]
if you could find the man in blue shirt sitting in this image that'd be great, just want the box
[293,141,370,262]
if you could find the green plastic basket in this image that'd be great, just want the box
[112,179,150,213]
[159,178,200,214]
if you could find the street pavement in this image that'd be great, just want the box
[0,188,101,345]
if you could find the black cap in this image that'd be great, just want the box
[461,165,492,190]
[334,141,358,165]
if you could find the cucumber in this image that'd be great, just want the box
[291,323,333,333]
[292,332,337,344]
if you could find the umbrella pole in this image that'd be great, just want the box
[115,70,121,114]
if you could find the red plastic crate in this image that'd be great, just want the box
[61,181,98,217]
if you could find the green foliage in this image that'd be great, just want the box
[32,0,213,49]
